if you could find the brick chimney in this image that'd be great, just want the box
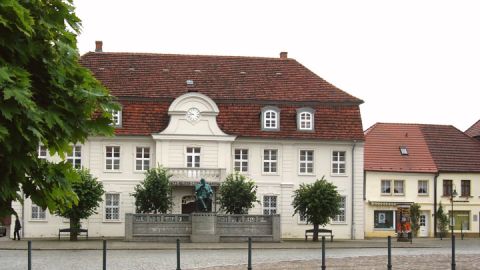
[95,41,103,52]
[280,52,288,59]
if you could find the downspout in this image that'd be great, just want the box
[350,141,357,240]
[433,172,439,238]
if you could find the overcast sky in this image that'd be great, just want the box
[74,0,479,131]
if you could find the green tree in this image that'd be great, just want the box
[436,203,449,239]
[132,167,173,214]
[292,177,341,241]
[217,172,258,214]
[410,203,421,237]
[0,0,117,216]
[55,169,104,241]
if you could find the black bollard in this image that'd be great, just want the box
[321,236,326,270]
[103,239,107,270]
[451,235,455,270]
[387,236,392,270]
[248,237,252,270]
[28,240,32,270]
[176,239,181,270]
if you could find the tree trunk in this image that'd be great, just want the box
[70,217,80,241]
[313,223,319,242]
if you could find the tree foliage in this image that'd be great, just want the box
[132,167,173,214]
[0,0,118,216]
[410,203,421,237]
[292,177,341,241]
[217,172,258,214]
[436,203,449,239]
[55,169,104,241]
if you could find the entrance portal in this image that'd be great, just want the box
[182,195,196,214]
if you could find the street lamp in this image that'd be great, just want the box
[450,187,458,237]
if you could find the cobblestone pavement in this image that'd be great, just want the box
[194,254,480,270]
[1,247,479,270]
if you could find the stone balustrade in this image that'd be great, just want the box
[167,168,226,186]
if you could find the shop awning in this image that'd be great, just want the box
[368,201,414,207]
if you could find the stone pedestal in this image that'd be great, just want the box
[190,213,220,243]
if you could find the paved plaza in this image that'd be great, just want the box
[0,237,479,269]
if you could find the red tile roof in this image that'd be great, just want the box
[81,52,364,141]
[465,120,480,138]
[365,123,480,173]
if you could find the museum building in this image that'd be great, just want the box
[12,42,365,240]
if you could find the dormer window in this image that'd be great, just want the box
[111,110,122,127]
[261,106,280,131]
[296,107,315,131]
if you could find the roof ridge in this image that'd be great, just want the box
[374,122,456,128]
[82,51,293,61]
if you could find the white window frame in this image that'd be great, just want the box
[418,180,429,195]
[381,180,392,195]
[38,145,47,159]
[66,145,82,169]
[104,193,121,222]
[298,211,308,224]
[111,110,122,127]
[135,147,150,172]
[105,146,121,171]
[31,204,47,221]
[186,147,201,168]
[263,195,278,215]
[332,196,347,223]
[393,180,405,195]
[299,150,314,175]
[331,151,346,175]
[263,149,278,174]
[234,149,249,173]
[264,110,278,129]
[299,112,313,130]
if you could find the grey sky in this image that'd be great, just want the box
[74,0,480,131]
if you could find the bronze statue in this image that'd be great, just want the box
[195,178,213,212]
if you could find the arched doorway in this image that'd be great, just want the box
[182,195,196,214]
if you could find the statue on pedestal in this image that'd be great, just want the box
[195,178,213,212]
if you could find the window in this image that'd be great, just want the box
[263,149,278,173]
[332,196,346,223]
[296,107,315,131]
[67,145,82,169]
[298,211,307,224]
[299,150,314,174]
[31,204,46,220]
[393,180,404,195]
[399,146,408,155]
[461,180,471,197]
[186,147,201,168]
[443,180,453,196]
[374,210,395,229]
[332,151,346,175]
[264,110,278,129]
[234,149,248,172]
[105,193,120,221]
[418,180,428,195]
[381,180,391,194]
[261,106,280,130]
[105,146,120,171]
[135,147,150,171]
[450,211,470,230]
[263,196,277,215]
[38,145,47,159]
[111,110,122,126]
[381,180,404,195]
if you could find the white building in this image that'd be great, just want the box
[12,43,365,240]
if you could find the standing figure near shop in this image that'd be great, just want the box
[195,178,213,212]
[13,216,21,241]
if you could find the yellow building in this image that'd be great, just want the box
[365,123,480,238]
